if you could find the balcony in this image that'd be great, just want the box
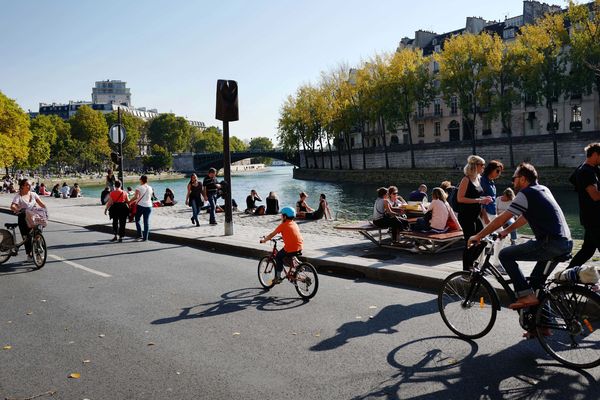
[570,121,583,132]
[415,110,444,120]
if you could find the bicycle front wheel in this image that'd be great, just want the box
[31,232,47,270]
[294,263,319,300]
[257,256,276,289]
[536,285,600,369]
[438,271,498,339]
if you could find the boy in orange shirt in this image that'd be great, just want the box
[260,206,304,284]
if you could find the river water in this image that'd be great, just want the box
[80,166,584,239]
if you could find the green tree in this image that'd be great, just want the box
[0,91,31,172]
[105,111,144,159]
[69,105,110,168]
[230,136,248,152]
[515,12,569,167]
[248,136,274,151]
[277,95,310,168]
[194,126,223,153]
[48,115,76,172]
[28,115,58,169]
[147,113,192,153]
[143,144,173,171]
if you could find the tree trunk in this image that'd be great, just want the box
[318,136,325,169]
[336,133,343,169]
[470,112,477,155]
[345,131,353,170]
[380,116,390,169]
[326,137,334,169]
[299,133,310,169]
[360,120,366,170]
[547,102,559,168]
[405,115,416,169]
[310,139,318,168]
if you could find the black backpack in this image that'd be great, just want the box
[448,187,460,213]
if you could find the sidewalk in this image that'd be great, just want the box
[0,194,556,295]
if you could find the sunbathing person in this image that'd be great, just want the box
[372,187,409,242]
[304,193,332,220]
[295,192,314,219]
[413,187,461,232]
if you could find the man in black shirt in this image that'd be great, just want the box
[203,168,221,225]
[569,143,600,268]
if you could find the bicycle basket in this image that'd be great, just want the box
[26,208,48,228]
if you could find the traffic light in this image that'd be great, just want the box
[215,80,239,122]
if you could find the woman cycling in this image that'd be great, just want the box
[10,179,47,262]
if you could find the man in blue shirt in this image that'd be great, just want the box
[408,184,428,202]
[469,162,572,310]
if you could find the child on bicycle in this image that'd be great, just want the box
[260,206,303,284]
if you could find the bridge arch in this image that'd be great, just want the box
[194,150,299,172]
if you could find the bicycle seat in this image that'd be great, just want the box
[551,253,572,263]
[4,223,18,229]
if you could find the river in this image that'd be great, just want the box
[79,166,584,239]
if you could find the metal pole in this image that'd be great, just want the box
[223,120,233,235]
[117,108,124,184]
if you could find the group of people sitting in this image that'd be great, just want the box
[243,190,331,221]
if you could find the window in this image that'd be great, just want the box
[553,109,558,123]
[502,28,515,39]
[434,99,441,116]
[390,135,399,145]
[418,124,425,137]
[450,96,458,115]
[417,105,424,118]
[434,45,441,53]
[482,119,492,135]
[434,122,441,136]
[571,105,582,122]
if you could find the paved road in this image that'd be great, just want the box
[0,216,598,399]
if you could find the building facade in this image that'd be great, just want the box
[91,80,132,106]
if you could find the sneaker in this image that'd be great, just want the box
[209,222,218,225]
[271,277,283,285]
[110,236,118,242]
[196,221,200,227]
[25,255,33,263]
[135,237,144,242]
[118,237,123,243]
[191,217,196,225]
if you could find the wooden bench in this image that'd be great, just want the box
[334,221,386,245]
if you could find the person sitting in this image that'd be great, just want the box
[266,192,280,215]
[413,187,461,232]
[245,189,262,214]
[38,183,50,196]
[296,192,314,219]
[60,182,70,199]
[440,180,456,198]
[304,193,332,220]
[408,184,428,202]
[126,186,135,200]
[51,184,61,198]
[372,187,410,242]
[161,188,175,206]
[70,183,81,198]
[387,186,408,214]
[100,186,111,205]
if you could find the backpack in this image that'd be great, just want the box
[448,187,460,213]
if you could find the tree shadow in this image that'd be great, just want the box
[150,287,307,325]
[352,336,598,399]
[310,298,438,352]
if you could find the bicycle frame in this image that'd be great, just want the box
[268,238,301,281]
[1,225,43,254]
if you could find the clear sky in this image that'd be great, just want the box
[0,0,555,142]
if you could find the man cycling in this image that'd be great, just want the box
[468,163,572,311]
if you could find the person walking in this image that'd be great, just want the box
[186,173,205,226]
[129,175,153,241]
[104,181,129,242]
[203,168,220,225]
[457,155,493,271]
[568,143,600,269]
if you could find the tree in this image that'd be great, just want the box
[49,115,77,172]
[105,111,144,159]
[147,113,192,153]
[437,32,498,155]
[278,95,310,168]
[230,136,248,152]
[515,12,569,167]
[69,105,110,169]
[194,127,223,153]
[0,91,31,172]
[28,115,58,169]
[143,144,173,171]
[249,136,274,151]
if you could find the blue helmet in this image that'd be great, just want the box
[280,206,296,218]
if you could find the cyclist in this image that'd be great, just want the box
[468,163,572,311]
[10,179,47,262]
[259,206,304,284]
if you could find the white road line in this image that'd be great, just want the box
[48,254,112,278]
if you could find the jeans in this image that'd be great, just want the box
[190,198,202,223]
[207,192,217,224]
[17,213,32,255]
[569,226,600,268]
[498,238,573,298]
[275,248,289,278]
[135,205,152,240]
[504,217,518,241]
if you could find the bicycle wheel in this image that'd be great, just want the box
[0,230,14,265]
[257,256,276,289]
[438,271,498,339]
[536,285,600,369]
[31,232,47,270]
[294,263,319,300]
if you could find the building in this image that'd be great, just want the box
[92,80,131,106]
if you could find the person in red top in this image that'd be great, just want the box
[260,206,304,284]
[104,181,129,242]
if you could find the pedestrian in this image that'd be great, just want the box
[186,173,205,226]
[203,168,221,225]
[106,169,116,192]
[480,160,504,225]
[104,181,129,243]
[129,175,154,241]
[568,143,600,269]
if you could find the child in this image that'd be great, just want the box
[259,207,304,284]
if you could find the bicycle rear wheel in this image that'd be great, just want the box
[438,271,498,339]
[0,230,14,265]
[294,263,319,300]
[257,256,276,289]
[31,232,47,270]
[536,285,600,369]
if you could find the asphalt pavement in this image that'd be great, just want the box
[0,216,598,399]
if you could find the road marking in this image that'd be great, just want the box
[48,254,112,278]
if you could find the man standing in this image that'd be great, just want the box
[468,163,572,310]
[203,168,221,225]
[568,143,600,268]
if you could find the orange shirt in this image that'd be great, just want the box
[273,220,303,252]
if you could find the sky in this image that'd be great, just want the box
[0,0,563,143]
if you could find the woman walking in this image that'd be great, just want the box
[186,173,205,226]
[10,179,47,261]
[457,155,493,271]
[129,175,154,241]
[104,181,129,242]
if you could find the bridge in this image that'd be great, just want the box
[194,150,299,171]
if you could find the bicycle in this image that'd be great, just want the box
[257,237,319,300]
[438,234,600,369]
[0,220,47,270]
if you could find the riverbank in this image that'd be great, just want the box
[24,172,185,188]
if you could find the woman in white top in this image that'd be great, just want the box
[129,175,154,241]
[496,187,517,245]
[413,187,461,232]
[10,179,47,260]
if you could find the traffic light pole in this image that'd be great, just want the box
[117,108,124,184]
[223,120,233,236]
